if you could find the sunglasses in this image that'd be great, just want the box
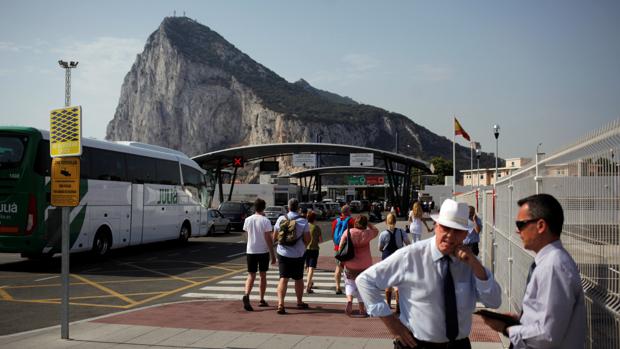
[515,218,540,231]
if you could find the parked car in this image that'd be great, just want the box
[312,203,327,220]
[206,209,231,236]
[349,200,362,213]
[265,206,287,225]
[360,200,370,212]
[218,201,253,231]
[326,202,341,218]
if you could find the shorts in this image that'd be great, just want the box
[246,252,270,273]
[277,253,305,280]
[305,249,319,268]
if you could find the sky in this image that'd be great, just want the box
[1,0,619,159]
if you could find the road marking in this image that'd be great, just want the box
[71,274,137,306]
[35,275,59,282]
[226,252,245,258]
[119,262,198,285]
[182,293,347,304]
[37,291,163,302]
[0,286,14,300]
[121,267,245,309]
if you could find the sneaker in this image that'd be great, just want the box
[277,305,286,314]
[242,295,253,311]
[258,299,269,307]
[335,289,343,295]
[296,302,309,309]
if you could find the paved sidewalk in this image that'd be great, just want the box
[0,217,507,348]
[0,299,505,349]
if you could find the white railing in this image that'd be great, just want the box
[458,119,620,349]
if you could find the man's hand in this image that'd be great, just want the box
[271,256,277,265]
[381,314,417,348]
[455,244,487,280]
[454,244,475,265]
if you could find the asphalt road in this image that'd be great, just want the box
[0,220,337,335]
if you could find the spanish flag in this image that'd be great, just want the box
[454,117,471,141]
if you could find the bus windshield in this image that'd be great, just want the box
[0,135,28,170]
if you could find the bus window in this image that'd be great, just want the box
[89,148,127,181]
[0,135,28,170]
[156,160,180,185]
[126,154,156,184]
[34,140,50,177]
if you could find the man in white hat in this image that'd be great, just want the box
[357,199,501,349]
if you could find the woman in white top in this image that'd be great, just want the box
[408,202,430,243]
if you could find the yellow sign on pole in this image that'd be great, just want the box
[51,157,80,207]
[50,106,82,157]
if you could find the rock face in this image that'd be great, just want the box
[106,17,494,179]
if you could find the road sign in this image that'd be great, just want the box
[350,153,373,167]
[292,153,316,168]
[51,157,80,207]
[50,106,82,157]
[366,175,385,185]
[347,175,366,185]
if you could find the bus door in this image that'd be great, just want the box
[129,183,144,245]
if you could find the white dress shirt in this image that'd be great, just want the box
[508,240,586,349]
[357,237,501,343]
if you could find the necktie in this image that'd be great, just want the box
[441,255,458,341]
[526,262,536,286]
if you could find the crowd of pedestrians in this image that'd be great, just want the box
[240,194,586,348]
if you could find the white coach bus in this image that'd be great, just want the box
[0,127,210,258]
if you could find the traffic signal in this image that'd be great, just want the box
[232,156,244,168]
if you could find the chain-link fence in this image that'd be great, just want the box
[458,119,620,348]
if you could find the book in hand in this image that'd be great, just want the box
[474,309,520,327]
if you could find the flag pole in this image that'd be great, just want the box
[453,117,456,198]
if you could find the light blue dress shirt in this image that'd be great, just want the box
[357,237,502,343]
[508,240,586,349]
[274,212,310,258]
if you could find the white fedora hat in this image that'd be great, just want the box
[431,199,470,231]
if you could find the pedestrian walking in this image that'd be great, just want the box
[463,206,482,256]
[304,210,322,294]
[357,199,502,349]
[242,198,276,311]
[408,201,431,243]
[379,212,410,313]
[339,215,379,317]
[331,205,355,295]
[481,194,586,348]
[273,198,311,314]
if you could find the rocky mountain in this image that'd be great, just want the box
[106,17,497,180]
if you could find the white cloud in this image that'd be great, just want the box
[309,53,381,86]
[0,41,22,52]
[342,53,379,73]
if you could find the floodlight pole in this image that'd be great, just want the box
[58,59,78,340]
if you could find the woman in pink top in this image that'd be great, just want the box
[338,215,379,317]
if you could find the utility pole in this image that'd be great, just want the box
[58,59,78,340]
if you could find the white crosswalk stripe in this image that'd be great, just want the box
[181,269,348,304]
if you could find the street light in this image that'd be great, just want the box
[535,143,544,194]
[493,124,500,189]
[58,60,79,107]
[476,148,481,187]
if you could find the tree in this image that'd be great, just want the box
[430,157,453,185]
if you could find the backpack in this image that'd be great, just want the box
[333,216,351,245]
[277,216,300,246]
[335,228,355,262]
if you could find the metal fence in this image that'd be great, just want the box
[458,119,620,349]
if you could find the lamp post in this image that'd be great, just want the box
[493,124,500,189]
[57,59,78,341]
[476,148,481,188]
[535,143,544,194]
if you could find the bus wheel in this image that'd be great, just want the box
[91,229,111,258]
[179,224,191,243]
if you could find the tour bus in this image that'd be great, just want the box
[0,127,210,258]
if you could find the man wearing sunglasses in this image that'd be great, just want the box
[357,199,501,349]
[481,194,586,348]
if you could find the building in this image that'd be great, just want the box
[461,157,532,186]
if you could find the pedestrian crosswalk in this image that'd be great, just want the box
[182,269,350,304]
